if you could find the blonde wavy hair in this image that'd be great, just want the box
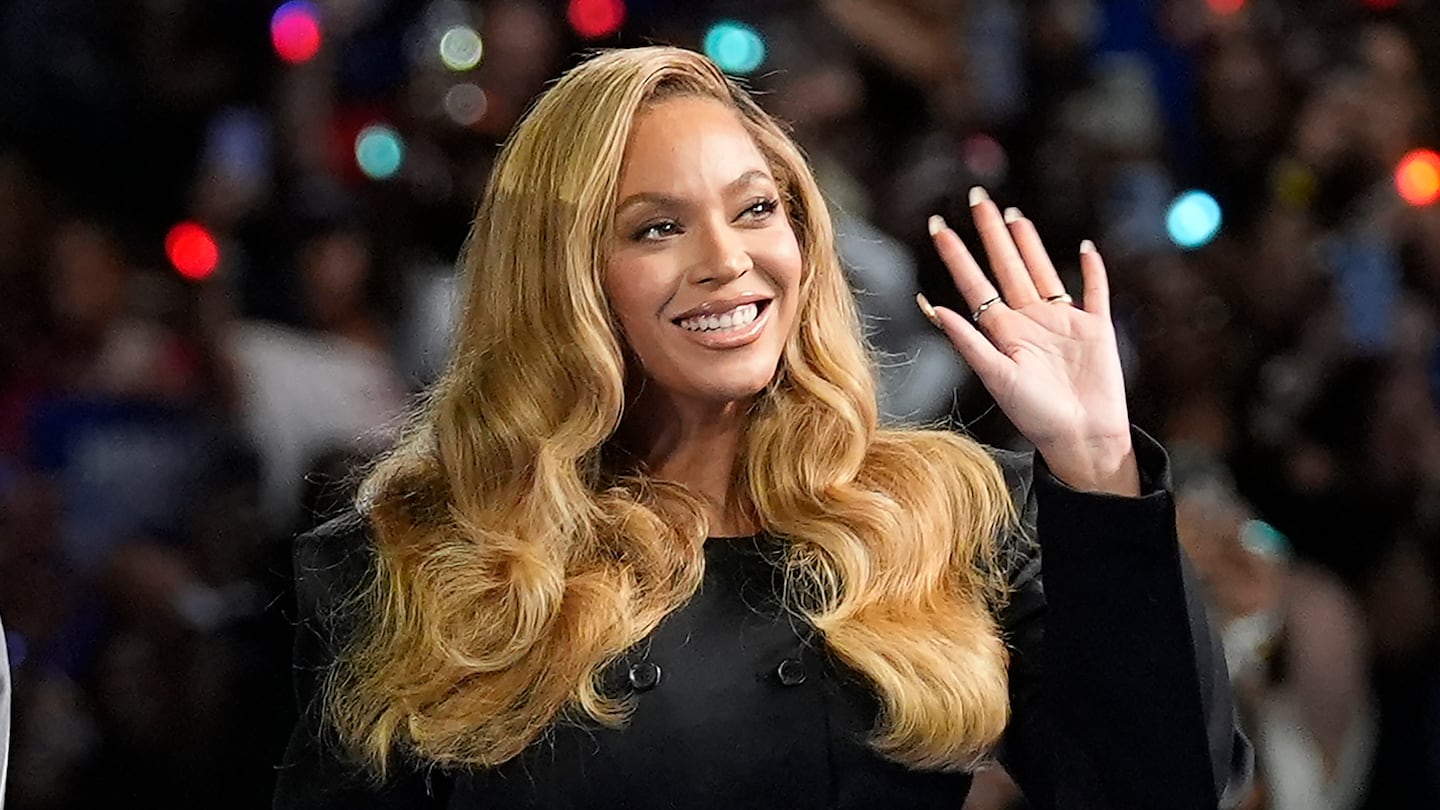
[326,46,1018,777]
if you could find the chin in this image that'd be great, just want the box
[671,361,779,405]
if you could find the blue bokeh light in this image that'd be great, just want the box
[1165,190,1222,249]
[703,21,765,75]
[355,124,405,180]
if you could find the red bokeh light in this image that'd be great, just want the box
[1362,0,1401,10]
[1206,0,1247,13]
[567,0,625,39]
[166,223,220,280]
[1396,149,1440,207]
[271,2,323,65]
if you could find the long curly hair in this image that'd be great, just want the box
[325,46,1017,777]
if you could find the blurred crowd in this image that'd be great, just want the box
[1,0,1438,807]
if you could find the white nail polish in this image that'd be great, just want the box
[1003,207,1022,224]
[1080,239,1096,254]
[916,293,941,327]
[928,215,946,236]
[968,186,988,206]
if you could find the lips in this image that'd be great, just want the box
[671,296,773,350]
[669,293,774,324]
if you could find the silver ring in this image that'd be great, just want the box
[1045,293,1073,304]
[971,296,1003,322]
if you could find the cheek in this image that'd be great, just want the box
[759,223,804,289]
[603,257,668,343]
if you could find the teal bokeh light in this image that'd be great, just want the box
[355,124,404,180]
[703,21,765,75]
[1165,190,1222,249]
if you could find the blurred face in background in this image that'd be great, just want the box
[604,96,803,415]
[1202,34,1285,149]
[473,0,562,137]
[50,221,129,334]
[300,230,371,329]
[1356,24,1427,165]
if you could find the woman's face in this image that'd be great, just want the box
[605,96,803,411]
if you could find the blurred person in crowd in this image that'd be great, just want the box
[1194,27,1293,234]
[1237,348,1440,809]
[0,472,98,809]
[1176,455,1374,810]
[274,46,1249,809]
[223,210,408,530]
[298,219,399,354]
[1126,251,1238,455]
[32,219,190,402]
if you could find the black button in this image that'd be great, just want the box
[628,661,662,691]
[776,658,806,686]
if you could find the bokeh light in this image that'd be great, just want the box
[444,84,488,127]
[703,21,765,75]
[567,0,625,39]
[355,124,405,180]
[1165,190,1223,249]
[438,25,483,71]
[1205,0,1246,14]
[961,134,1008,186]
[165,222,220,280]
[1395,149,1440,207]
[271,1,322,65]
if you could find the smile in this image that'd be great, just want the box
[671,300,772,349]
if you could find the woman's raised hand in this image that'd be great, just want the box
[918,187,1139,496]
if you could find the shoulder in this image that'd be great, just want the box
[980,445,1040,580]
[986,446,1036,512]
[293,509,377,632]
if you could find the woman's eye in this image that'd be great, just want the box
[742,199,778,220]
[634,221,679,241]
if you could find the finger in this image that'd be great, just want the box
[1079,239,1111,320]
[929,303,1015,383]
[969,187,1040,307]
[1004,209,1066,299]
[928,215,1004,319]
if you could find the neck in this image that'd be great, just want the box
[617,391,758,537]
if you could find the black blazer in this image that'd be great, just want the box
[274,428,1252,809]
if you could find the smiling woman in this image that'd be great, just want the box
[274,47,1252,810]
[605,97,801,443]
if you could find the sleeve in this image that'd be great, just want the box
[273,513,452,810]
[990,428,1254,810]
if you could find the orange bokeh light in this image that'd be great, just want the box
[1396,149,1440,207]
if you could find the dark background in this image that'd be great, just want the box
[1,0,1438,806]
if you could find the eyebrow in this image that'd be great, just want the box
[614,169,775,218]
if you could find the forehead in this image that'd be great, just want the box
[616,96,770,193]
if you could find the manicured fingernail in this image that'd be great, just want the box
[1080,239,1096,254]
[1003,207,1022,224]
[968,186,988,207]
[927,214,946,236]
[916,293,942,327]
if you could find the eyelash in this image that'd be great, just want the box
[631,198,780,242]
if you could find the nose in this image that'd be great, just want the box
[688,221,753,285]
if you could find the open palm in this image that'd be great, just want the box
[920,188,1134,491]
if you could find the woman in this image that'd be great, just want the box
[275,47,1251,809]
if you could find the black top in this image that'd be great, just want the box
[274,428,1253,809]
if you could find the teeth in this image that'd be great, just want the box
[679,302,760,333]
